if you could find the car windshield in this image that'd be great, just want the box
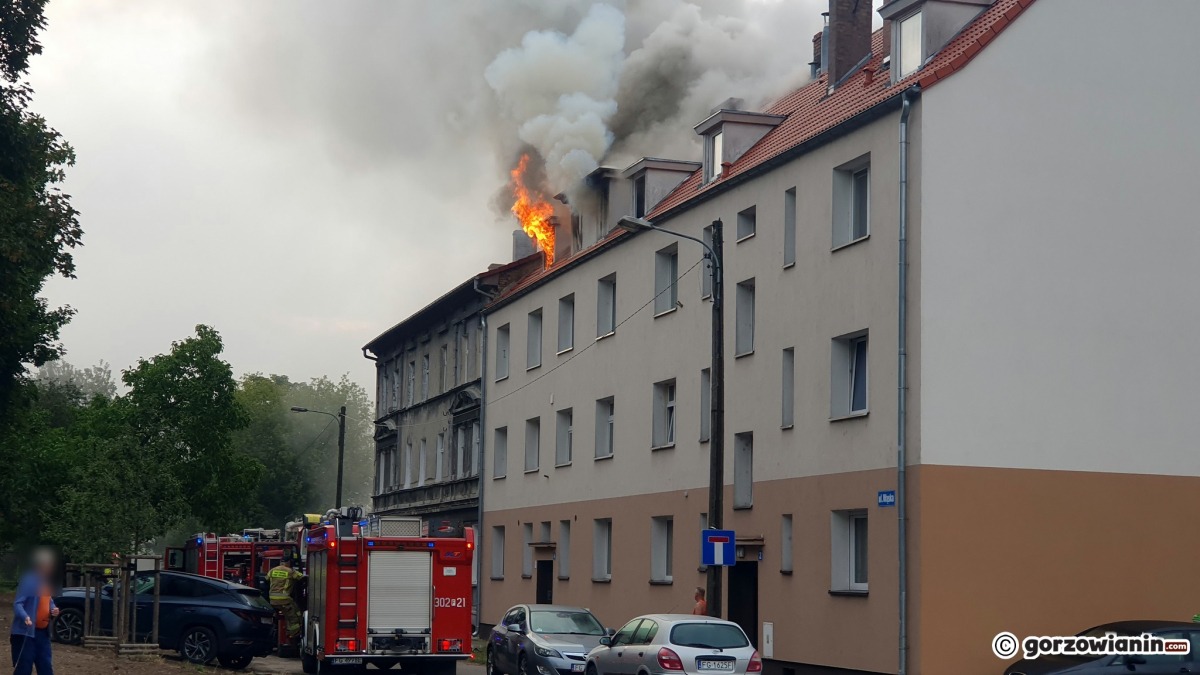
[529,611,605,636]
[669,623,750,650]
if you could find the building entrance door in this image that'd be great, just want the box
[535,560,554,604]
[727,560,758,647]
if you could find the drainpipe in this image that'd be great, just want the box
[897,88,915,675]
[473,276,494,634]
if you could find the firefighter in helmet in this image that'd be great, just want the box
[267,553,303,642]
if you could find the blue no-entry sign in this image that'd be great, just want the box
[701,529,736,566]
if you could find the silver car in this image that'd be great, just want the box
[489,604,613,675]
[586,615,761,675]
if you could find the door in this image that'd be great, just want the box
[535,560,554,604]
[727,561,759,648]
[627,620,659,673]
[600,619,642,675]
[498,606,528,673]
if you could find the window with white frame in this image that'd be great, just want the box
[782,347,795,428]
[403,438,413,489]
[390,363,400,411]
[539,521,551,543]
[491,526,505,579]
[654,245,679,315]
[597,274,616,336]
[831,510,868,592]
[784,188,797,267]
[652,379,676,448]
[421,354,430,400]
[735,279,755,356]
[833,156,871,248]
[781,514,794,573]
[435,432,445,482]
[593,518,612,581]
[406,361,416,406]
[897,10,923,78]
[736,205,757,241]
[555,408,573,466]
[439,344,448,392]
[495,324,510,380]
[734,432,753,509]
[558,294,575,353]
[558,520,571,579]
[705,131,725,183]
[831,331,869,418]
[650,516,674,583]
[524,417,540,472]
[595,397,615,459]
[417,438,427,487]
[700,368,711,442]
[701,225,714,298]
[493,427,507,479]
[521,522,533,578]
[527,308,543,370]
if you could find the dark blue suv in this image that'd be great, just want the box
[52,570,275,670]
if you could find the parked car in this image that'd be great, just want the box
[586,615,760,675]
[1003,620,1200,675]
[52,570,275,670]
[489,604,612,675]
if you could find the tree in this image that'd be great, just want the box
[37,359,117,400]
[285,375,374,511]
[231,374,314,527]
[0,0,81,417]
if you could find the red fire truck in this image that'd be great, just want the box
[297,508,474,674]
[166,528,298,587]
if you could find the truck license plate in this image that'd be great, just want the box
[698,660,734,671]
[572,665,585,672]
[328,658,363,666]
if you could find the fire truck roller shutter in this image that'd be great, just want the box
[368,550,433,634]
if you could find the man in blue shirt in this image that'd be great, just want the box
[10,547,58,675]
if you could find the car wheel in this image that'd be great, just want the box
[218,654,253,670]
[520,653,534,675]
[301,651,318,674]
[52,608,84,645]
[488,647,502,675]
[179,626,218,664]
[586,663,600,675]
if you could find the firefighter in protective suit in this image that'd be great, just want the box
[267,555,303,642]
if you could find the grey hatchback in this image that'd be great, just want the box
[586,615,761,675]
[489,605,612,675]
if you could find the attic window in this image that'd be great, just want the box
[705,131,724,183]
[897,11,923,78]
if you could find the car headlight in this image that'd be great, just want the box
[535,647,563,659]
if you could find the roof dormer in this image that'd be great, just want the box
[693,110,785,184]
[621,158,701,218]
[880,0,995,82]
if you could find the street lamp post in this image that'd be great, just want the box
[290,405,348,508]
[618,215,724,618]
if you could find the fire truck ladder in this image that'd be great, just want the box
[201,533,220,578]
[335,529,360,637]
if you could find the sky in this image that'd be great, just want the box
[28,0,835,395]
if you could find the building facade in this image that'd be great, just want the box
[477,1,1200,674]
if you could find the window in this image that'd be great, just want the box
[421,354,430,400]
[539,521,551,543]
[831,510,868,592]
[651,516,674,583]
[781,348,795,428]
[495,324,510,380]
[783,188,797,267]
[439,345,449,392]
[634,175,647,218]
[522,522,533,578]
[435,432,445,482]
[558,520,571,579]
[491,526,505,579]
[706,131,724,183]
[781,514,794,573]
[457,327,469,384]
[736,205,756,241]
[390,363,400,411]
[527,309,543,370]
[470,421,480,477]
[734,432,752,509]
[403,438,413,489]
[493,427,507,479]
[557,294,575,353]
[701,225,714,299]
[525,417,540,472]
[595,397,615,459]
[833,156,871,248]
[417,438,427,487]
[832,332,869,418]
[652,379,676,448]
[555,408,573,466]
[735,279,755,356]
[406,361,416,406]
[897,11,923,78]
[632,620,659,645]
[597,274,616,336]
[654,245,679,315]
[699,369,711,442]
[593,518,612,581]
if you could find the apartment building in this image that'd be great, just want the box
[478,1,1200,674]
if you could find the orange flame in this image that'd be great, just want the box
[509,154,555,267]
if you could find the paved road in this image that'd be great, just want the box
[248,655,486,673]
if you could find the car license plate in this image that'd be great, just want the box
[697,660,735,671]
[572,665,585,672]
[328,657,363,665]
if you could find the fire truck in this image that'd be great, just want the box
[165,528,299,587]
[295,507,474,674]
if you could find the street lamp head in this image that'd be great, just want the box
[617,215,654,233]
[290,407,309,413]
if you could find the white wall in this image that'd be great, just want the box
[920,0,1200,474]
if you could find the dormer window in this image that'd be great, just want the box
[694,109,784,185]
[706,131,724,183]
[897,10,923,78]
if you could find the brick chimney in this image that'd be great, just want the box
[826,0,873,86]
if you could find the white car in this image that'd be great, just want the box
[586,615,761,675]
